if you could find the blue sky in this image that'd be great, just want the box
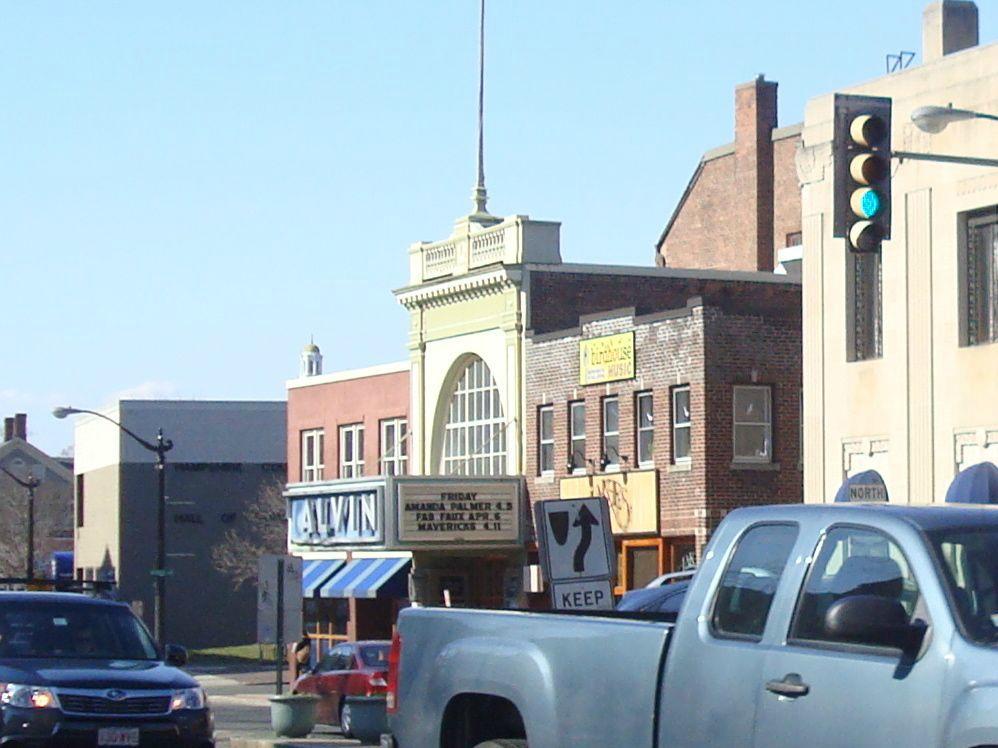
[4,1,995,454]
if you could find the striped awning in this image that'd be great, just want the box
[301,559,345,598]
[317,557,411,600]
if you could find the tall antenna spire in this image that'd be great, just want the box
[470,0,492,220]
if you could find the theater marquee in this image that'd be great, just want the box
[394,477,523,547]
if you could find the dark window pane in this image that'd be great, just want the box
[712,524,798,639]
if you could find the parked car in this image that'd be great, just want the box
[292,640,389,737]
[385,503,998,747]
[0,591,213,747]
[615,569,695,616]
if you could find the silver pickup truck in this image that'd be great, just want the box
[385,503,998,748]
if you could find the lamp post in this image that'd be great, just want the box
[894,104,998,168]
[0,465,41,579]
[911,104,998,134]
[53,406,173,642]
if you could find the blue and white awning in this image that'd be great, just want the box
[301,559,345,598]
[317,557,411,600]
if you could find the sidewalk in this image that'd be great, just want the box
[195,670,363,748]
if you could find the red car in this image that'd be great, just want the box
[292,640,390,738]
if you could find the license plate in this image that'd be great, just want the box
[97,727,140,746]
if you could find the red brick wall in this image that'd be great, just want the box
[286,370,409,483]
[772,132,803,252]
[525,283,801,557]
[528,268,798,337]
[656,77,802,272]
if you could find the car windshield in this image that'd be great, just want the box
[358,644,389,668]
[928,527,998,645]
[0,601,159,660]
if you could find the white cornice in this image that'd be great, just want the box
[394,267,522,310]
[287,361,410,391]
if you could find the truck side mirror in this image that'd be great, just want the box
[823,594,924,652]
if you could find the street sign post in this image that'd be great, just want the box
[257,555,303,694]
[534,497,616,611]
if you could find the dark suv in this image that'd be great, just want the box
[0,592,213,747]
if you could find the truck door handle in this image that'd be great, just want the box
[765,673,810,698]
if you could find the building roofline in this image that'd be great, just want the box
[0,438,74,483]
[526,261,801,286]
[287,361,410,391]
[772,122,803,141]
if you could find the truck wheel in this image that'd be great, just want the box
[339,701,354,739]
[473,741,527,748]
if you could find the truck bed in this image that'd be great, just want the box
[392,606,673,748]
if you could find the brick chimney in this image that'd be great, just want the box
[3,417,13,442]
[923,1,978,63]
[13,413,27,441]
[735,74,778,271]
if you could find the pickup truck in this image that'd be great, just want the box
[385,503,998,748]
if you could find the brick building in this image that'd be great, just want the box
[524,266,801,592]
[655,75,802,276]
[285,344,412,643]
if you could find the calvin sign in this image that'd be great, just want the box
[534,497,616,610]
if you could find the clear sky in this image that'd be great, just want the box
[4,1,995,455]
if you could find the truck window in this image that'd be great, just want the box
[711,523,798,640]
[790,526,920,643]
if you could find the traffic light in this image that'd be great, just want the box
[833,94,892,252]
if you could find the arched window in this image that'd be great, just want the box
[442,357,506,475]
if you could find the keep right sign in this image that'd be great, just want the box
[534,497,616,611]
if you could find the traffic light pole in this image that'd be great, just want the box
[893,150,998,168]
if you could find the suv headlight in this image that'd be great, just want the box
[170,687,206,711]
[1,684,58,709]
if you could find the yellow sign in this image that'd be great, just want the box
[579,332,635,385]
[559,469,658,535]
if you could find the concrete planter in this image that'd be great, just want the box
[343,695,388,744]
[268,693,319,738]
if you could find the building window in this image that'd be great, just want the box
[75,474,85,529]
[442,357,506,476]
[963,206,998,346]
[601,396,620,470]
[339,424,364,478]
[301,429,324,482]
[672,386,691,462]
[733,385,772,463]
[848,252,883,361]
[538,405,554,475]
[785,231,802,247]
[569,401,586,473]
[635,392,654,467]
[379,418,407,476]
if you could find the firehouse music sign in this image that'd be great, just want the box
[396,480,520,545]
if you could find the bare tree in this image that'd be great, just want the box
[212,476,287,589]
[0,475,73,578]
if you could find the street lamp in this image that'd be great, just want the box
[911,104,998,134]
[0,465,41,579]
[53,406,173,642]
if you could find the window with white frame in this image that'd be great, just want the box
[733,385,772,463]
[339,423,364,478]
[964,206,998,346]
[380,417,408,476]
[636,392,654,467]
[538,405,554,475]
[601,396,620,470]
[301,429,324,482]
[442,357,506,476]
[672,386,691,462]
[569,401,586,473]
